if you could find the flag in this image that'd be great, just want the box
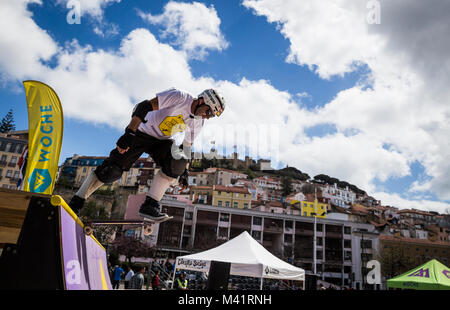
[23,81,64,194]
[17,145,28,190]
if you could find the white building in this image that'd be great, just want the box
[321,183,356,208]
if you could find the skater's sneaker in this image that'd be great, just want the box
[139,196,168,221]
[68,195,85,216]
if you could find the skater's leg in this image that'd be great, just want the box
[76,170,104,199]
[68,171,104,215]
[69,140,145,214]
[139,140,187,220]
[147,170,177,201]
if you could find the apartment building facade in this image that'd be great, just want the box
[59,155,155,191]
[0,132,27,189]
[138,198,380,289]
[212,185,252,209]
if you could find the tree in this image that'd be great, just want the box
[282,176,293,197]
[80,200,109,219]
[377,244,415,279]
[301,183,315,195]
[246,168,256,180]
[0,109,16,133]
[111,235,156,263]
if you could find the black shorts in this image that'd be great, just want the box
[100,130,183,178]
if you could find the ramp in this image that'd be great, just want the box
[0,189,112,290]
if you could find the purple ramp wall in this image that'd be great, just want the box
[59,206,112,290]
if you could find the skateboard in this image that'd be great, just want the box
[83,216,173,236]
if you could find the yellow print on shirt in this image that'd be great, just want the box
[159,115,186,136]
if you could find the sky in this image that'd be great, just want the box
[1,0,450,214]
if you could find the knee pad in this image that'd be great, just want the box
[162,158,187,178]
[94,162,123,183]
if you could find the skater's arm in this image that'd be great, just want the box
[116,97,158,154]
[132,97,159,122]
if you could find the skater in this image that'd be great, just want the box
[68,88,225,220]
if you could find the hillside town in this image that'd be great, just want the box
[53,149,450,290]
[1,130,450,290]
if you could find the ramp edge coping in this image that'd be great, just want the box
[50,195,105,251]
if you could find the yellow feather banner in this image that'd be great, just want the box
[23,81,64,194]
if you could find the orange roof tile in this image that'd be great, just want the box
[214,185,250,194]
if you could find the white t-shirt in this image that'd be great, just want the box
[137,88,204,144]
[125,270,134,281]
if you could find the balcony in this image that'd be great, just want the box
[264,224,283,233]
[196,218,218,226]
[295,229,314,236]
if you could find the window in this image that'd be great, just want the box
[252,231,261,240]
[344,240,352,248]
[5,143,12,152]
[233,202,238,208]
[316,250,323,260]
[13,171,19,179]
[1,155,6,163]
[218,201,223,207]
[243,203,248,209]
[16,144,23,153]
[253,217,262,225]
[225,201,230,207]
[185,212,193,220]
[361,240,372,249]
[10,156,17,164]
[344,226,351,234]
[83,167,87,173]
[6,170,12,178]
[284,234,293,243]
[220,214,230,222]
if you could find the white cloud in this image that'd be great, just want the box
[138,1,229,60]
[373,191,450,214]
[1,0,449,213]
[243,0,450,205]
[56,0,120,19]
[56,0,120,37]
[0,0,58,81]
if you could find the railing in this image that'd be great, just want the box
[147,261,173,290]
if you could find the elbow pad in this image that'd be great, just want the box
[132,100,153,122]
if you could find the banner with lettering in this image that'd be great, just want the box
[176,258,211,273]
[23,80,64,194]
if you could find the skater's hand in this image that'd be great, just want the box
[116,146,130,154]
[116,128,136,153]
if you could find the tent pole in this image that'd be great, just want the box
[171,259,178,290]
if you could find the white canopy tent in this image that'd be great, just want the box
[172,231,305,290]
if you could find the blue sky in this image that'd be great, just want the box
[1,0,449,213]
